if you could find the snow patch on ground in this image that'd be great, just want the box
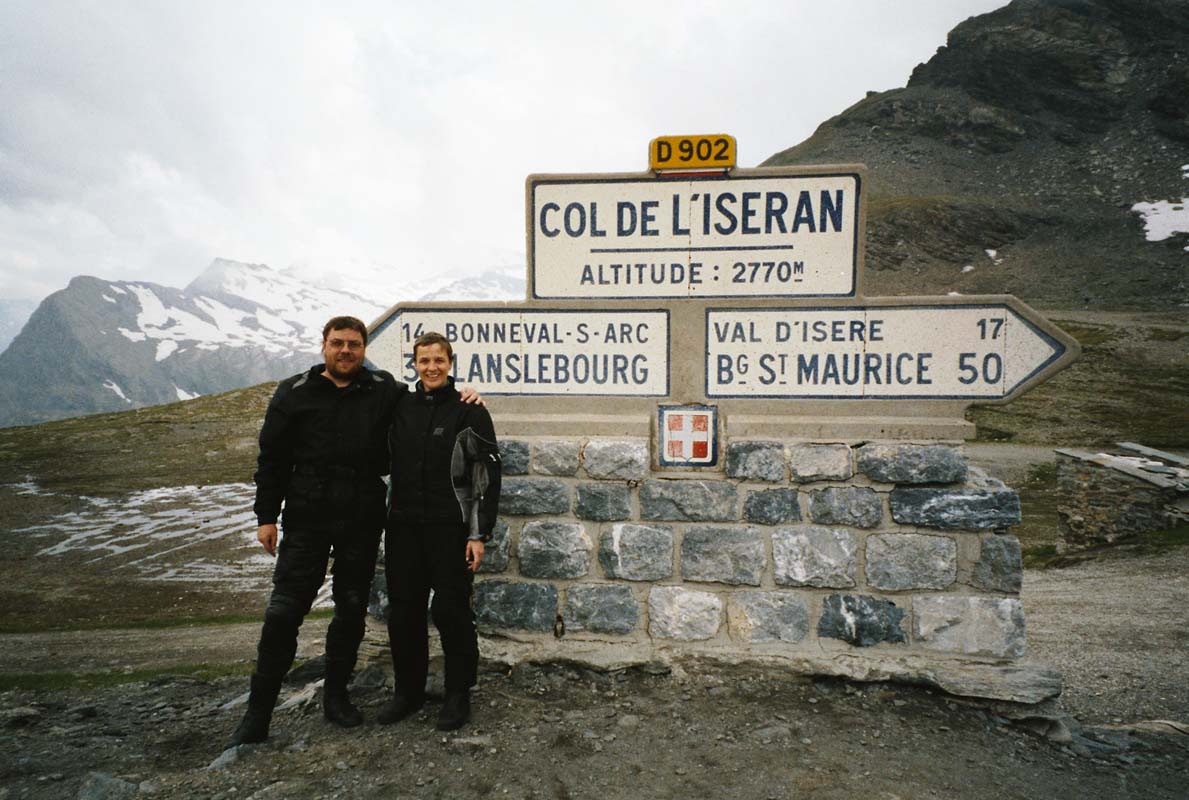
[1131,199,1189,241]
[174,385,199,401]
[14,481,331,603]
[984,248,1003,265]
[961,265,975,274]
[103,380,132,403]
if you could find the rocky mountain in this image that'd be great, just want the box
[763,0,1188,310]
[0,263,381,428]
[0,259,527,428]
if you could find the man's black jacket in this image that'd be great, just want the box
[254,364,405,528]
[388,378,501,541]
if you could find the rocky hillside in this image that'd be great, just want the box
[764,0,1189,310]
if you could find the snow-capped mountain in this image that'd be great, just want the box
[0,258,526,428]
[181,258,389,354]
[416,266,526,303]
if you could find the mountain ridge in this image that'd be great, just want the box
[0,260,526,427]
[763,0,1188,309]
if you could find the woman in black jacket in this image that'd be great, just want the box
[379,331,501,731]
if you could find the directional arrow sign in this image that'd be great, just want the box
[368,307,670,396]
[705,303,1070,400]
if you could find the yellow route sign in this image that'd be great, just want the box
[650,134,736,171]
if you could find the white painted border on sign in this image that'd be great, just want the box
[530,172,861,299]
[369,308,670,396]
[705,305,1065,399]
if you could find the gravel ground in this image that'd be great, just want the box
[2,547,1186,800]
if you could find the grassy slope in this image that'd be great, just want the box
[0,383,273,495]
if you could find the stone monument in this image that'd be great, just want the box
[365,141,1079,703]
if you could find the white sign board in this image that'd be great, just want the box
[705,305,1066,399]
[369,308,669,396]
[530,172,860,299]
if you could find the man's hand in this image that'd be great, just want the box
[258,524,278,556]
[459,387,485,406]
[465,539,485,572]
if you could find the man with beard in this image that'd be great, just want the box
[226,316,479,748]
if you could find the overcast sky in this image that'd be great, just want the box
[0,0,1009,303]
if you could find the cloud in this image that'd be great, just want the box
[0,0,1008,301]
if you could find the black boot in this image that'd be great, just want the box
[322,660,363,728]
[437,689,470,731]
[376,692,425,725]
[323,689,364,728]
[226,675,282,749]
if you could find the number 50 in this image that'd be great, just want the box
[958,352,1003,384]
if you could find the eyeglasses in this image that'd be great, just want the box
[327,338,365,351]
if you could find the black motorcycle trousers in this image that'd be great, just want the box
[253,521,381,691]
[385,520,478,697]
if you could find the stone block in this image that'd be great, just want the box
[772,526,857,588]
[818,594,907,647]
[640,480,737,521]
[889,487,1021,530]
[972,535,1023,594]
[865,533,957,591]
[728,591,810,643]
[856,443,968,484]
[575,482,631,521]
[584,439,649,481]
[599,524,673,581]
[680,525,765,586]
[474,580,557,632]
[476,519,510,574]
[648,587,722,640]
[725,441,786,482]
[807,487,883,528]
[564,584,639,635]
[501,477,571,516]
[500,440,530,475]
[517,521,591,579]
[788,444,853,482]
[743,488,802,525]
[913,595,1025,658]
[531,440,581,476]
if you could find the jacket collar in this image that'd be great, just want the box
[309,363,373,390]
[414,376,459,403]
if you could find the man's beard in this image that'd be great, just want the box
[327,355,361,381]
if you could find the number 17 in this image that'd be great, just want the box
[977,318,1004,340]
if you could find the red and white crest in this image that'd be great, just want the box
[658,405,718,466]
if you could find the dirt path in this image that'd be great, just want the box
[4,548,1186,733]
[0,619,327,677]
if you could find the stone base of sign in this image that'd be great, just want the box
[366,436,1055,704]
